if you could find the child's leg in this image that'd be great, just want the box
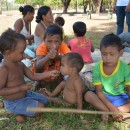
[84,91,109,122]
[47,96,64,104]
[118,103,130,113]
[84,91,109,111]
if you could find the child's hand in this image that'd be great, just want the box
[47,49,58,59]
[20,84,32,91]
[39,88,53,97]
[47,70,60,78]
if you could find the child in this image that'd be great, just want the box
[34,25,70,90]
[43,52,85,109]
[68,21,94,63]
[54,16,65,28]
[0,28,59,123]
[84,33,130,122]
[54,16,67,43]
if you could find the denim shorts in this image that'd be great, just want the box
[4,91,48,116]
[105,93,130,107]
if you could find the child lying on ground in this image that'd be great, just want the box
[42,52,86,109]
[0,28,59,123]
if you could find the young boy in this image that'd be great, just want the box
[84,33,130,122]
[68,21,94,63]
[34,25,70,90]
[0,28,59,123]
[43,52,86,109]
[54,16,67,43]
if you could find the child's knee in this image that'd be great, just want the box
[84,91,94,102]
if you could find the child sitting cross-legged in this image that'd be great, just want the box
[84,33,130,122]
[42,52,86,109]
[0,28,59,123]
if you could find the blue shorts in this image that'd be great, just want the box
[105,93,130,107]
[4,91,48,116]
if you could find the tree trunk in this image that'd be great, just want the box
[92,0,101,14]
[61,0,71,13]
[83,0,89,13]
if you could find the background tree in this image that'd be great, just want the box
[61,0,71,13]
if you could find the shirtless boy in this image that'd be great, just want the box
[43,52,85,109]
[0,28,59,122]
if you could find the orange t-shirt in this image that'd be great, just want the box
[34,42,70,82]
[36,42,71,56]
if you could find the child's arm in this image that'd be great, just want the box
[23,63,60,81]
[74,79,83,109]
[96,85,123,121]
[42,81,65,97]
[0,67,32,96]
[35,49,58,72]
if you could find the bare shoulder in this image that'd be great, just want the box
[35,23,45,35]
[73,76,83,85]
[0,63,8,76]
[14,18,23,26]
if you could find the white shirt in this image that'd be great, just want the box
[116,0,130,6]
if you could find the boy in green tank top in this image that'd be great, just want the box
[84,33,130,122]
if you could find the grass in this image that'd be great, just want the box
[0,32,130,129]
[0,13,130,130]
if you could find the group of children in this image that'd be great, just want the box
[0,5,130,124]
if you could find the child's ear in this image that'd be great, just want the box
[4,50,12,56]
[120,49,124,56]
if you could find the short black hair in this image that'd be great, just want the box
[44,25,63,41]
[36,6,51,23]
[19,5,34,16]
[55,16,65,26]
[0,28,26,54]
[63,52,84,72]
[100,33,123,51]
[73,21,86,37]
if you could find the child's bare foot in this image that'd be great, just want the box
[16,115,26,123]
[101,114,109,122]
[0,102,4,108]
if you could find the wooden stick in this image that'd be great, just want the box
[27,107,130,115]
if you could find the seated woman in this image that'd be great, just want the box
[34,6,54,51]
[14,5,35,59]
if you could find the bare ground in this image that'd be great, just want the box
[0,10,128,37]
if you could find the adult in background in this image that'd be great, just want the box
[113,0,130,35]
[14,5,35,58]
[34,6,54,51]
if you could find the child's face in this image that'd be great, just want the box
[44,34,62,50]
[7,40,26,62]
[100,46,123,67]
[60,57,72,76]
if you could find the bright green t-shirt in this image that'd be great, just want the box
[92,60,130,95]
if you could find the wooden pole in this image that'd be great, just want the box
[27,107,130,116]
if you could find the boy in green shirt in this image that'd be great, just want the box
[84,33,130,122]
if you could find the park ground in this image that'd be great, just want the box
[0,10,130,130]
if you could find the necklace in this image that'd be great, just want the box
[41,20,47,29]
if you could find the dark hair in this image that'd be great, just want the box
[36,6,51,23]
[19,5,34,16]
[100,33,123,51]
[0,28,26,54]
[63,52,84,72]
[44,25,63,41]
[55,16,65,26]
[73,21,86,37]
